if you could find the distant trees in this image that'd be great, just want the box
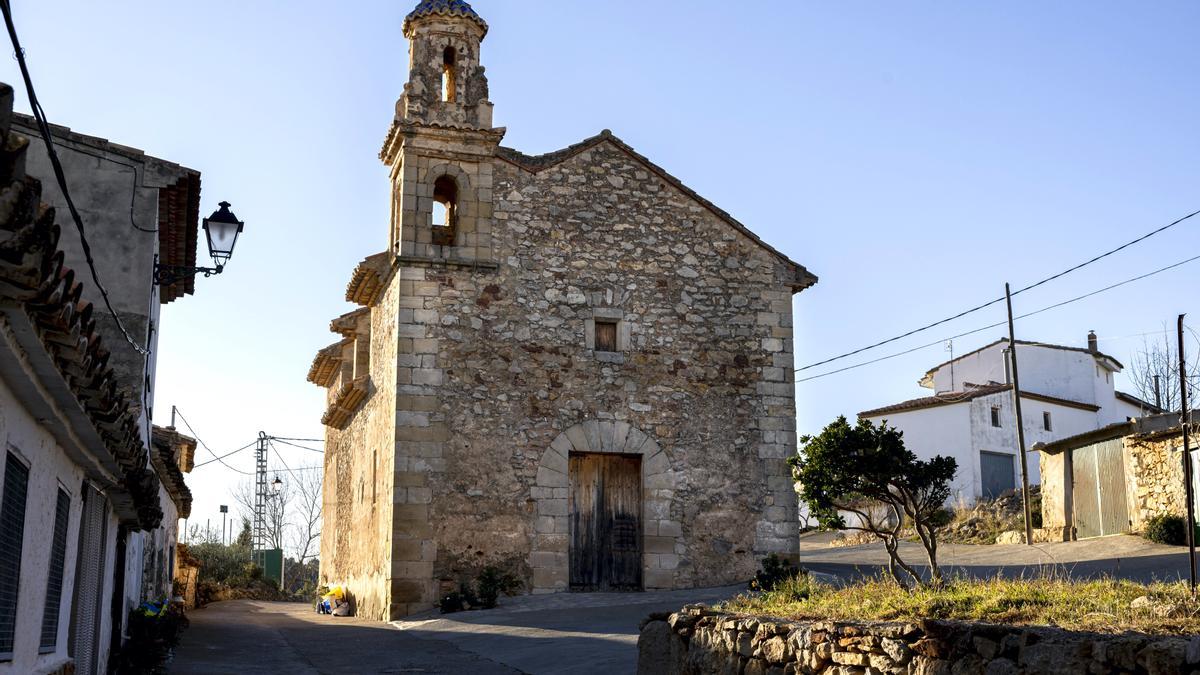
[1128,326,1199,412]
[791,416,956,589]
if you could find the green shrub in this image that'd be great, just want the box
[476,567,520,609]
[1143,514,1200,546]
[749,554,803,592]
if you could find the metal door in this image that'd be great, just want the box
[980,451,1015,499]
[69,483,108,675]
[568,453,642,591]
[1073,440,1130,539]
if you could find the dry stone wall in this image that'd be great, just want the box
[1124,436,1186,531]
[639,606,1200,675]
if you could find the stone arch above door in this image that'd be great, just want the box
[530,419,680,594]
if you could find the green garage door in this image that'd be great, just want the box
[980,451,1015,500]
[1073,439,1130,539]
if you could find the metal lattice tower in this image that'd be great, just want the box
[252,431,268,554]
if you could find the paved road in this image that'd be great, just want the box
[171,600,521,674]
[392,585,742,675]
[798,532,1195,584]
[170,586,744,675]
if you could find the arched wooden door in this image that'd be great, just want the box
[568,452,642,591]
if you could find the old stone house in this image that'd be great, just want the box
[1037,412,1194,541]
[310,0,816,620]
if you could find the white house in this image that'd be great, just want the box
[0,88,200,674]
[859,333,1155,506]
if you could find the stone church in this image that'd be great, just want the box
[310,0,817,620]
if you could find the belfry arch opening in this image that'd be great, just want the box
[431,174,458,246]
[442,47,457,103]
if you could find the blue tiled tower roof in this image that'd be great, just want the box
[404,0,488,36]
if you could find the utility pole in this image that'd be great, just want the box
[1005,283,1035,546]
[253,431,268,562]
[1154,374,1162,411]
[1178,314,1196,596]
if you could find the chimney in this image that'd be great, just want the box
[1087,330,1098,353]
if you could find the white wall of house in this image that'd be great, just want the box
[869,403,974,503]
[866,391,1108,506]
[0,375,84,675]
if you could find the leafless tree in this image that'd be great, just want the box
[288,469,323,568]
[232,478,293,552]
[1128,326,1200,413]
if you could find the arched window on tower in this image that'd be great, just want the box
[442,47,457,103]
[431,175,458,246]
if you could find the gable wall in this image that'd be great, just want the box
[368,140,801,617]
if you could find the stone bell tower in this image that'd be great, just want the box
[382,0,502,261]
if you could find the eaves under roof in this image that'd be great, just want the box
[10,113,202,305]
[495,130,817,293]
[920,338,1124,387]
[859,383,1100,418]
[1035,411,1197,455]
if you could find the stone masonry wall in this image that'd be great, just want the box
[319,269,399,621]
[1124,436,1187,532]
[639,606,1199,675]
[380,138,801,615]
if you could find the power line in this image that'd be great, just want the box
[270,437,324,443]
[798,252,1200,384]
[797,207,1200,372]
[173,409,254,476]
[271,438,324,454]
[0,0,150,355]
[193,439,258,469]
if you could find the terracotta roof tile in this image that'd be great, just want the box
[346,251,393,306]
[860,384,1100,418]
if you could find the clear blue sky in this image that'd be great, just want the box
[3,1,1197,540]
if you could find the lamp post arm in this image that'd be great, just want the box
[153,263,225,287]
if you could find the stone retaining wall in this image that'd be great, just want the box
[637,605,1199,674]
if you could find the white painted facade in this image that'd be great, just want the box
[0,338,120,675]
[862,337,1152,506]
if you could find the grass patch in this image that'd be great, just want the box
[722,573,1200,635]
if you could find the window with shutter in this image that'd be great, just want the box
[0,451,30,661]
[39,488,70,653]
[594,321,618,353]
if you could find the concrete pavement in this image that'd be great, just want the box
[170,586,746,675]
[171,600,521,674]
[392,585,743,675]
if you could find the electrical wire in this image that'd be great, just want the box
[192,439,259,469]
[173,409,254,476]
[797,208,1200,372]
[271,438,324,454]
[798,252,1200,383]
[0,0,150,355]
[269,437,325,443]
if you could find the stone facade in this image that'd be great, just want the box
[312,0,816,620]
[639,606,1199,675]
[1124,435,1187,531]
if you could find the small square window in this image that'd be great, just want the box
[1043,411,1052,431]
[594,320,618,353]
[990,407,1001,428]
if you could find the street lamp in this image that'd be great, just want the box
[272,476,283,494]
[154,201,246,286]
